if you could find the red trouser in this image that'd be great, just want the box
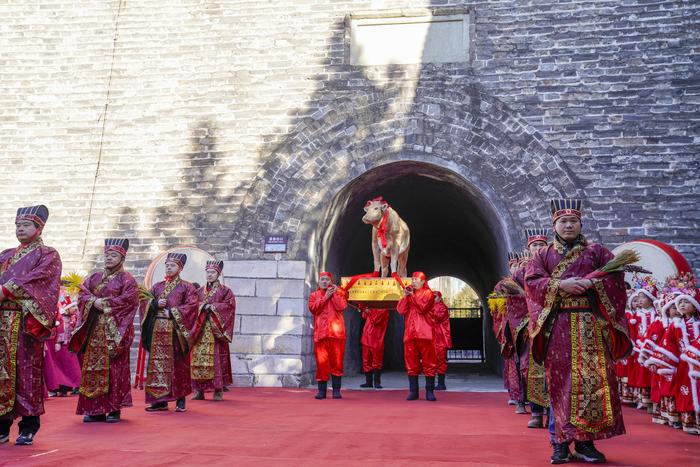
[315,337,345,381]
[435,344,448,374]
[362,344,385,372]
[404,338,437,377]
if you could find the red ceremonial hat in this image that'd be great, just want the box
[205,259,224,274]
[412,271,427,281]
[676,288,700,314]
[550,199,582,222]
[319,271,333,281]
[525,228,549,247]
[104,238,129,257]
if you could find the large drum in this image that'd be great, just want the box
[612,239,691,284]
[143,245,215,289]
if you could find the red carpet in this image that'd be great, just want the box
[1,389,698,466]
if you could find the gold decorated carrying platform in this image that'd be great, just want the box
[340,276,411,308]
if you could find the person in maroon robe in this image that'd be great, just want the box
[191,260,236,401]
[44,300,81,396]
[140,252,198,412]
[0,205,61,446]
[69,239,139,423]
[358,306,390,389]
[525,199,632,464]
[521,228,550,429]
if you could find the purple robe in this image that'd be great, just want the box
[140,277,198,403]
[44,311,81,390]
[70,269,139,415]
[525,237,632,443]
[0,239,61,419]
[191,282,236,392]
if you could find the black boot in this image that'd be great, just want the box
[550,443,571,464]
[373,370,383,389]
[360,372,373,388]
[331,375,342,399]
[435,373,447,390]
[572,441,606,463]
[315,381,327,399]
[406,375,419,400]
[425,376,437,401]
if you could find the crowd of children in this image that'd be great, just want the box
[621,272,700,435]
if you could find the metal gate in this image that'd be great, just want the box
[447,306,484,362]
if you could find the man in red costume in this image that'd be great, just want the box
[191,260,236,401]
[397,271,437,401]
[431,291,452,390]
[309,272,347,399]
[525,199,631,464]
[71,238,139,423]
[141,253,199,413]
[0,205,61,445]
[359,307,390,389]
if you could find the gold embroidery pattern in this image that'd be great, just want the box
[570,312,613,432]
[145,318,174,399]
[144,277,181,399]
[80,313,110,399]
[532,244,584,338]
[191,320,216,381]
[593,280,630,344]
[0,310,20,416]
[527,347,549,407]
[1,239,43,274]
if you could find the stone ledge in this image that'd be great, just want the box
[223,260,276,278]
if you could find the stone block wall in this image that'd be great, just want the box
[223,260,314,387]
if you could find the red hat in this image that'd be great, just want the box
[319,271,333,281]
[550,199,582,222]
[104,238,129,257]
[675,288,700,313]
[412,271,427,281]
[205,259,224,274]
[434,291,442,298]
[525,228,549,247]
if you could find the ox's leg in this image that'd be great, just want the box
[398,249,408,278]
[380,253,390,278]
[371,232,382,274]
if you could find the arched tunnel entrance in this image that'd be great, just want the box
[316,161,509,375]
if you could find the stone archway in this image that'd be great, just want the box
[231,83,584,264]
[317,160,510,373]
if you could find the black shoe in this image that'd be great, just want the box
[406,375,419,400]
[315,381,327,400]
[572,441,606,463]
[83,414,106,423]
[373,370,383,389]
[145,402,168,412]
[106,411,121,423]
[425,376,437,401]
[360,372,373,388]
[515,402,528,414]
[15,433,34,446]
[0,434,8,444]
[331,375,342,399]
[550,443,571,464]
[435,373,447,390]
[175,398,186,412]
